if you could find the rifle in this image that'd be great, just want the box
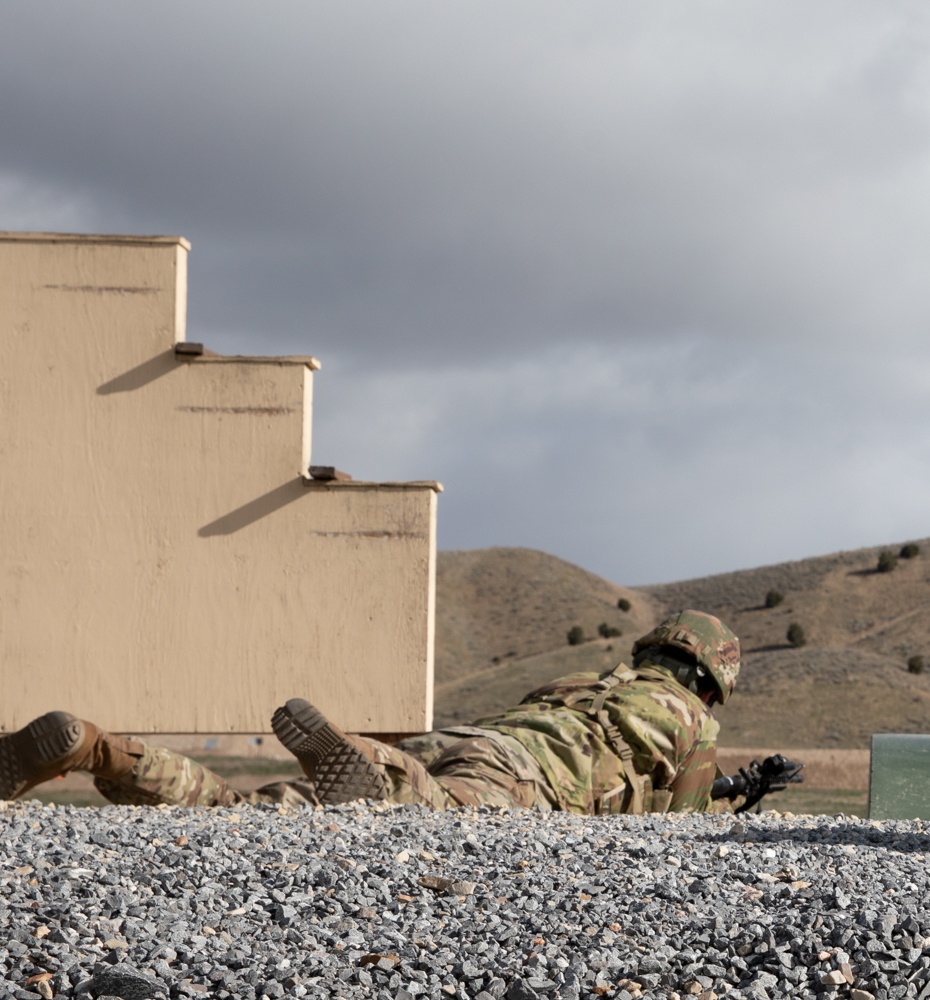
[711,753,805,813]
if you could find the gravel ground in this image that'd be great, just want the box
[1,799,929,1000]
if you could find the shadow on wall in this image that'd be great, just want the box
[199,480,308,536]
[97,350,178,395]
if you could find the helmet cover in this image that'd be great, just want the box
[632,609,740,703]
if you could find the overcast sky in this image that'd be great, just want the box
[3,2,929,585]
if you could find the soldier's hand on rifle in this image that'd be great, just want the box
[711,753,805,813]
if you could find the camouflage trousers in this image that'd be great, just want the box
[93,745,321,809]
[367,727,559,810]
[92,728,558,811]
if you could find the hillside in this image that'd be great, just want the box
[434,541,930,747]
[434,547,659,686]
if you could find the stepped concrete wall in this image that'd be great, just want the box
[0,232,438,735]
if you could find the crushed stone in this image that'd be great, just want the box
[1,800,928,1000]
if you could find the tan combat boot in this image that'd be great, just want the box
[0,710,142,800]
[271,698,388,805]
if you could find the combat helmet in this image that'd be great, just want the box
[631,610,740,704]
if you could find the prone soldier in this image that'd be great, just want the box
[0,610,799,813]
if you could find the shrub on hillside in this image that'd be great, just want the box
[764,589,784,609]
[908,655,925,675]
[598,622,622,638]
[876,550,898,573]
[567,625,586,646]
[786,622,806,648]
[617,598,631,612]
[900,543,920,559]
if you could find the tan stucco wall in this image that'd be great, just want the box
[0,232,437,734]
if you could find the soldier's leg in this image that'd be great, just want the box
[93,744,243,807]
[419,732,557,810]
[392,725,513,767]
[95,754,321,809]
[245,780,321,808]
[0,709,246,808]
[0,710,144,801]
[0,709,324,809]
[272,699,555,810]
[272,698,437,805]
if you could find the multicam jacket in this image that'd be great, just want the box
[471,659,721,814]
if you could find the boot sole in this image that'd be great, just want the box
[271,698,387,805]
[0,711,84,800]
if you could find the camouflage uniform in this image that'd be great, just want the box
[44,610,738,815]
[93,657,718,814]
[89,732,540,810]
[265,610,740,815]
[0,610,740,812]
[356,658,721,813]
[90,743,322,809]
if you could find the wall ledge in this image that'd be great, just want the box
[301,477,444,493]
[182,350,322,371]
[0,231,191,250]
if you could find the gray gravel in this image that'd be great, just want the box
[1,799,929,1000]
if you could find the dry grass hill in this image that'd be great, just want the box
[434,540,930,749]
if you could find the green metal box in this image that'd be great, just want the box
[869,733,930,820]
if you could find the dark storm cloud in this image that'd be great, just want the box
[314,337,930,583]
[3,2,929,370]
